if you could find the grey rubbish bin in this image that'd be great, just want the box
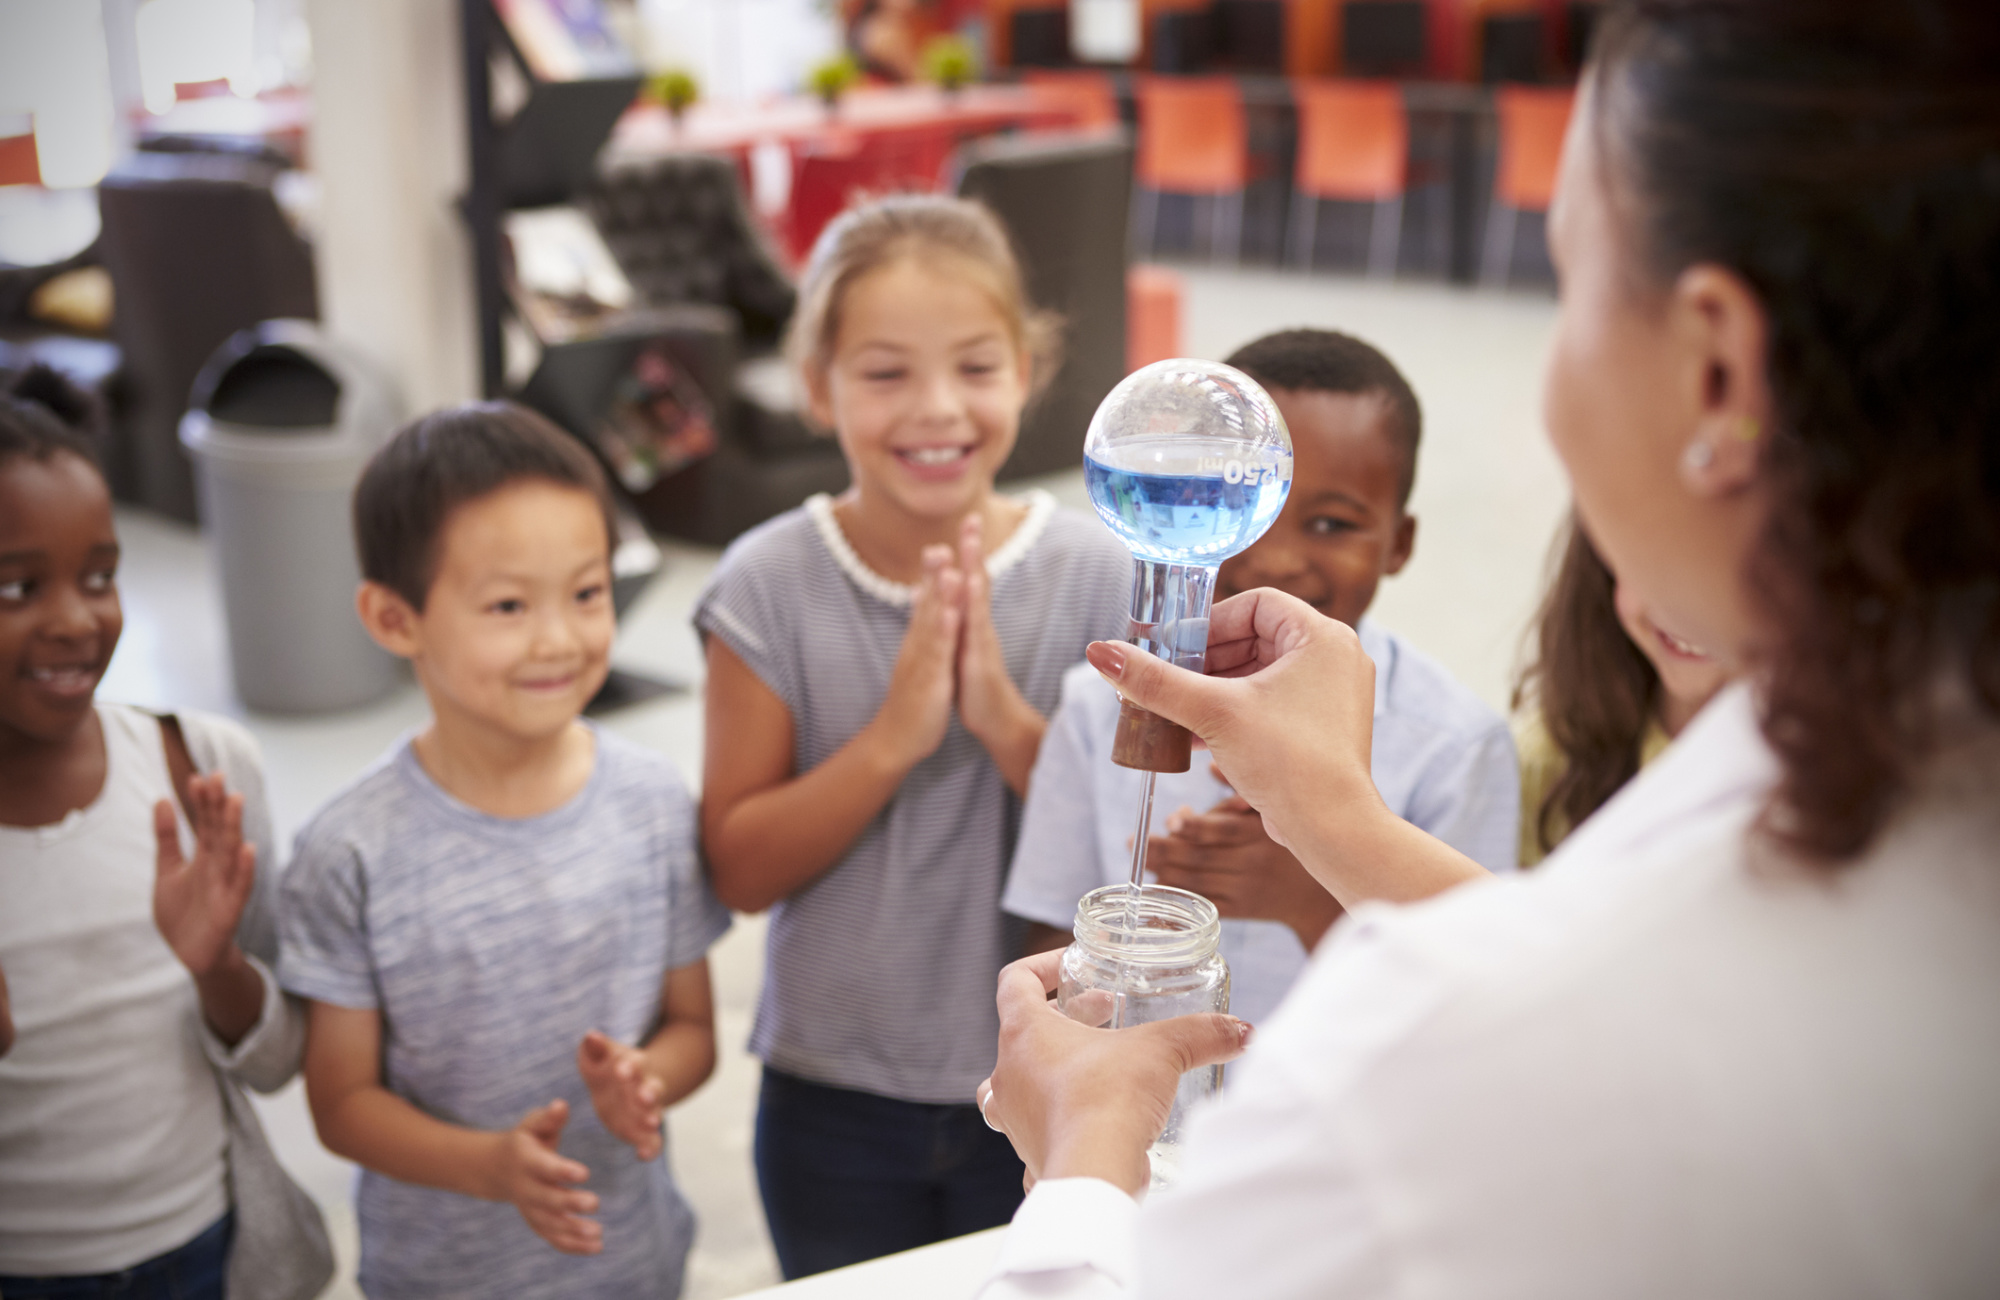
[180,319,402,713]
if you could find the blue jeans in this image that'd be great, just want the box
[0,1213,232,1300]
[754,1067,1025,1280]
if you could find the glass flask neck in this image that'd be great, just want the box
[1072,884,1222,967]
[1125,560,1217,675]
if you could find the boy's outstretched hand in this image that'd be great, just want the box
[152,773,255,977]
[491,1098,602,1255]
[1147,773,1344,952]
[578,1030,667,1160]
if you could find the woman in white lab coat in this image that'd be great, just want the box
[975,2,2000,1296]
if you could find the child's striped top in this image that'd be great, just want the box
[695,490,1131,1104]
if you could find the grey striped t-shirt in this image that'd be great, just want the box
[695,491,1132,1103]
[277,727,730,1300]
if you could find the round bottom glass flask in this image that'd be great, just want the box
[1058,884,1229,1190]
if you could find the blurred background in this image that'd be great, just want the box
[0,1,1586,1293]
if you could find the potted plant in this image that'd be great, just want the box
[808,52,861,114]
[647,68,700,125]
[919,34,978,98]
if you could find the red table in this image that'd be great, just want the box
[605,84,1090,262]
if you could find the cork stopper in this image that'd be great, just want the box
[1110,697,1192,773]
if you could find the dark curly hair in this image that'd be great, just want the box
[1591,0,2000,860]
[1224,328,1424,508]
[0,364,103,469]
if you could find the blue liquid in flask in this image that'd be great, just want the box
[1085,438,1292,566]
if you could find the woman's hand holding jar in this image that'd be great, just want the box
[976,950,1250,1197]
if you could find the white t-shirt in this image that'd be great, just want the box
[979,683,2000,1298]
[1004,617,1520,1026]
[1,704,235,1274]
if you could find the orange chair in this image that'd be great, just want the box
[1287,79,1409,276]
[1127,264,1186,373]
[1133,76,1250,263]
[1021,68,1122,132]
[1481,85,1574,286]
[0,132,38,187]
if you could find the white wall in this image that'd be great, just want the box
[0,0,118,189]
[634,0,841,102]
[303,0,479,414]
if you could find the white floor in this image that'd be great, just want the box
[97,266,1567,1299]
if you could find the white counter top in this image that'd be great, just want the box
[738,1227,1005,1299]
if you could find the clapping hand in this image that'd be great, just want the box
[871,513,1044,792]
[1148,773,1344,951]
[152,773,255,978]
[950,515,1044,792]
[876,544,965,770]
[578,1030,667,1161]
[954,516,1029,741]
[490,1099,601,1254]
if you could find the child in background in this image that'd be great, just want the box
[696,195,1131,1278]
[1003,329,1520,1028]
[279,405,729,1299]
[0,366,330,1300]
[1511,518,1731,866]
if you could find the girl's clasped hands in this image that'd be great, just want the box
[882,514,1044,793]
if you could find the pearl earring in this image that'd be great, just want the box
[1683,441,1716,472]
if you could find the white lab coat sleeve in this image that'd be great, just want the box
[976,897,1438,1300]
[971,1057,1397,1300]
[1130,1043,1398,1300]
[977,1178,1140,1299]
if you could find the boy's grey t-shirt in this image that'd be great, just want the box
[1004,618,1521,1027]
[694,490,1131,1104]
[277,727,730,1300]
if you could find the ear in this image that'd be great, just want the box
[1382,512,1417,578]
[803,362,836,432]
[355,582,423,659]
[1669,264,1774,500]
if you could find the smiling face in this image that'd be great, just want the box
[1612,579,1730,721]
[0,453,121,746]
[1216,387,1415,629]
[361,480,613,744]
[808,254,1028,523]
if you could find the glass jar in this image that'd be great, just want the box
[1057,883,1229,1189]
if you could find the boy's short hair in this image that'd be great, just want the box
[1224,329,1423,508]
[353,401,617,610]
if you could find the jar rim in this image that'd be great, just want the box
[1072,884,1222,965]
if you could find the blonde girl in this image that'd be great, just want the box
[694,195,1130,1278]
